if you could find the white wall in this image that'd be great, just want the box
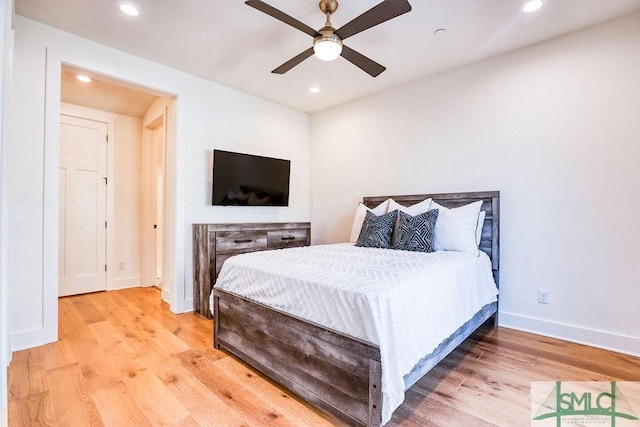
[0,0,12,423]
[113,114,143,289]
[8,17,310,350]
[310,12,640,356]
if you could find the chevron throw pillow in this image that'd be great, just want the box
[355,210,398,249]
[393,209,439,252]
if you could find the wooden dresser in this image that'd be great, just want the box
[192,222,311,318]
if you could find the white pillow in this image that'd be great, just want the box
[349,199,390,244]
[476,210,486,246]
[387,198,432,215]
[431,200,483,254]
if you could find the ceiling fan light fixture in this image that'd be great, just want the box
[313,31,343,61]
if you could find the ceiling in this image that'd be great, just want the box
[16,0,640,113]
[61,65,160,118]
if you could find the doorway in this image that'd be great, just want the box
[58,65,171,298]
[144,115,166,290]
[41,53,183,346]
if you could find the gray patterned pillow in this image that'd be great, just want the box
[393,209,439,252]
[355,210,398,248]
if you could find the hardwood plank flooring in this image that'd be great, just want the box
[8,288,640,426]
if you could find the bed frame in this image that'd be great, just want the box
[213,191,500,426]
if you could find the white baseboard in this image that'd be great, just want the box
[182,298,193,314]
[499,311,640,357]
[110,276,141,291]
[161,287,171,304]
[10,326,56,352]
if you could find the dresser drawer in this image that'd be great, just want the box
[267,228,310,250]
[216,231,267,254]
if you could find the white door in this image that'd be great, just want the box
[58,115,107,297]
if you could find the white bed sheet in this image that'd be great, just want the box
[211,243,498,425]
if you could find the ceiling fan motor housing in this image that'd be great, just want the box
[314,26,343,47]
[313,27,343,61]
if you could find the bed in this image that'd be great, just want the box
[212,191,500,426]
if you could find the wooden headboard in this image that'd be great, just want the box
[363,191,500,288]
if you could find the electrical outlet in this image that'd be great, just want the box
[118,262,126,271]
[538,289,550,304]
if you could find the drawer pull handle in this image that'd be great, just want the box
[234,239,253,244]
[281,236,296,241]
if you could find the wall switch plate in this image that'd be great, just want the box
[538,289,550,304]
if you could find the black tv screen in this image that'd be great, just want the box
[212,150,291,206]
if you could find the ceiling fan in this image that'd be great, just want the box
[245,0,412,77]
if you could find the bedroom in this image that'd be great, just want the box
[1,0,640,425]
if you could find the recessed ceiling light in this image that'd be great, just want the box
[76,75,92,83]
[309,87,320,94]
[118,3,140,17]
[521,0,543,13]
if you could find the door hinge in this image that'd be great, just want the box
[105,264,107,272]
[103,177,108,185]
[106,135,109,142]
[105,221,107,229]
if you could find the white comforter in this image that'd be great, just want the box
[211,243,498,425]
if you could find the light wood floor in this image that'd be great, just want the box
[8,288,640,426]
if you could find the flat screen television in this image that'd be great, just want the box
[212,150,290,206]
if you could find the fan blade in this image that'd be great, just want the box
[335,0,411,40]
[245,0,319,38]
[272,48,315,74]
[340,45,386,77]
